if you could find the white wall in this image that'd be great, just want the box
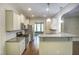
[0,8,6,54]
[62,16,79,35]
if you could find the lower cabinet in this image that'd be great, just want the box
[19,39,25,54]
[6,38,25,55]
[73,41,79,55]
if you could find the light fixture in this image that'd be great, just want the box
[32,14,35,17]
[46,8,49,11]
[46,3,51,22]
[46,18,51,22]
[46,3,50,11]
[28,8,32,11]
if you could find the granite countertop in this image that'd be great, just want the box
[39,33,78,38]
[6,37,25,42]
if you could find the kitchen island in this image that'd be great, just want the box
[39,33,79,55]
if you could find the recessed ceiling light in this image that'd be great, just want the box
[28,8,32,11]
[46,8,49,11]
[32,15,35,17]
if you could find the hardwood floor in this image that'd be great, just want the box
[22,40,39,55]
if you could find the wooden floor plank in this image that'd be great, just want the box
[22,40,39,55]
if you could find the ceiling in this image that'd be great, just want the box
[10,3,68,18]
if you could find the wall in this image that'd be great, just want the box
[0,9,6,54]
[61,16,79,35]
[0,7,8,54]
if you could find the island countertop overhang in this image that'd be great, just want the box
[39,33,78,38]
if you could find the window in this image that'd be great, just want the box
[34,22,44,32]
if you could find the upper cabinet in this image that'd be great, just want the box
[20,14,29,29]
[5,10,21,31]
[24,19,29,28]
[16,14,21,30]
[20,14,25,24]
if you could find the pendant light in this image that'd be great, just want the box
[46,3,51,22]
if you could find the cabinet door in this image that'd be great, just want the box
[19,39,25,54]
[13,13,21,30]
[13,12,18,30]
[5,10,13,31]
[24,19,29,28]
[17,14,21,30]
[20,14,25,23]
[6,42,20,55]
[6,10,21,31]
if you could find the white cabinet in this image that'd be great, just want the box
[24,19,29,28]
[19,39,25,54]
[5,10,21,31]
[6,37,25,55]
[20,14,30,29]
[16,14,21,30]
[20,14,25,23]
